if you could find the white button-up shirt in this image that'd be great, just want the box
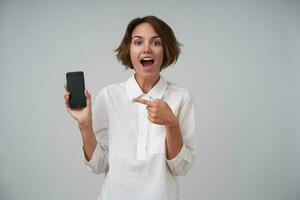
[84,75,196,200]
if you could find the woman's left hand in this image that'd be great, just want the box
[133,97,177,126]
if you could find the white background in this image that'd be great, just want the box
[0,0,299,199]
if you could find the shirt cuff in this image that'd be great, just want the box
[83,143,101,171]
[166,143,192,166]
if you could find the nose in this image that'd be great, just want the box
[143,41,152,53]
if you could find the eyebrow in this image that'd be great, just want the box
[132,35,161,39]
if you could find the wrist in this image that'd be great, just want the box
[165,115,179,129]
[77,114,92,129]
[78,122,93,132]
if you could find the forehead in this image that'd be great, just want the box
[132,22,159,38]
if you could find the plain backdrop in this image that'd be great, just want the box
[0,0,299,200]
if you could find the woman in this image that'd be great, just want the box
[64,16,196,200]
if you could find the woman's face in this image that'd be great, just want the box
[130,22,164,81]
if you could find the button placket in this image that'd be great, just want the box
[136,95,150,160]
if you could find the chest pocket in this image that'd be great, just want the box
[148,123,166,154]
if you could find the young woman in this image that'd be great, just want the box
[64,16,196,200]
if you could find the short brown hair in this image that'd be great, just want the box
[115,16,181,70]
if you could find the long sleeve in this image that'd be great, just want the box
[83,88,109,175]
[167,91,196,176]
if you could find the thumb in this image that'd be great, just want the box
[85,90,92,106]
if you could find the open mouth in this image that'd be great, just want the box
[140,57,154,67]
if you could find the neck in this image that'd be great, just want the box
[134,73,160,94]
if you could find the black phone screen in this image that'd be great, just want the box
[66,71,86,108]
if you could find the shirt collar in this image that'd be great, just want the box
[125,74,168,100]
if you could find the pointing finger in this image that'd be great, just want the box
[132,98,153,106]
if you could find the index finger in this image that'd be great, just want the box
[132,97,153,106]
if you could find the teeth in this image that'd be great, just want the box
[141,57,153,61]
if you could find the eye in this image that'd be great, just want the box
[133,39,142,46]
[153,40,162,46]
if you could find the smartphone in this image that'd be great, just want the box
[66,71,86,108]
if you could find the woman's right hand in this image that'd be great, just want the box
[64,83,93,129]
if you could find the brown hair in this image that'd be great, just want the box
[115,16,181,70]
